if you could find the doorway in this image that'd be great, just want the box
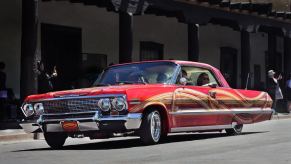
[41,23,82,91]
[140,41,164,61]
[220,47,238,88]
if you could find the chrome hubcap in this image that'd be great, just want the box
[235,125,243,132]
[150,111,161,142]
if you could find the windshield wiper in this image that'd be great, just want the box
[94,83,111,87]
[116,81,134,85]
[116,81,146,85]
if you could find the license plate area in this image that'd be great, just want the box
[61,121,79,132]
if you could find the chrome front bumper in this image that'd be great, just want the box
[20,113,142,133]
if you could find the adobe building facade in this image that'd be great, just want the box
[1,0,291,101]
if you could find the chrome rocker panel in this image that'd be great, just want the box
[20,112,142,133]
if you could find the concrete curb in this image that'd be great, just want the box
[0,133,34,142]
[0,130,44,142]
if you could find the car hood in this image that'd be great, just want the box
[24,84,176,102]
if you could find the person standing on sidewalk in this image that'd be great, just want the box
[267,70,283,114]
[286,73,291,113]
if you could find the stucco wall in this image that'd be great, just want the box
[200,25,242,87]
[250,32,268,88]
[0,0,22,98]
[133,15,188,61]
[0,0,287,98]
[39,1,188,63]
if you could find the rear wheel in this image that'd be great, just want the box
[225,124,243,136]
[140,110,162,145]
[44,132,68,149]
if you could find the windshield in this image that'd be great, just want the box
[94,62,178,86]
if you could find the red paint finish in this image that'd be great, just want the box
[23,60,273,132]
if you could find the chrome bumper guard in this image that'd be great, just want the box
[20,112,142,133]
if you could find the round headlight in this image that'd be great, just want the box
[98,98,111,112]
[22,104,34,117]
[112,98,126,112]
[34,103,44,115]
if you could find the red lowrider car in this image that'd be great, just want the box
[20,60,273,149]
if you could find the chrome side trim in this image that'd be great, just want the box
[169,108,273,116]
[170,124,233,133]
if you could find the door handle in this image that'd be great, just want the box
[208,91,216,99]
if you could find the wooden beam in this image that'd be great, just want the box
[20,0,38,100]
[119,12,133,63]
[267,33,277,71]
[284,37,291,79]
[188,24,199,61]
[241,30,251,89]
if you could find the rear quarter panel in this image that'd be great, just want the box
[214,87,273,124]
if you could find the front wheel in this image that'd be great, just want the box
[140,110,162,145]
[44,132,68,149]
[225,124,243,136]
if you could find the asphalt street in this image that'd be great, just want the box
[1,119,291,164]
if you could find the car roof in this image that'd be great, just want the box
[106,60,230,88]
[108,60,216,70]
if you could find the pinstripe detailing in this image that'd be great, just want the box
[169,108,273,116]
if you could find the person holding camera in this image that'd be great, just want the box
[267,70,283,114]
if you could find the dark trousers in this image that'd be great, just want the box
[272,99,278,113]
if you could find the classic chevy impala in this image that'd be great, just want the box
[20,60,273,149]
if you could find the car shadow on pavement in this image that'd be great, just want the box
[14,131,268,152]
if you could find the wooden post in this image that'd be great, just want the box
[241,30,251,89]
[119,12,133,63]
[20,0,38,100]
[284,37,291,77]
[267,33,277,71]
[188,24,199,61]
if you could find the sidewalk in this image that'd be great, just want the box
[0,129,35,142]
[0,114,290,143]
[271,113,291,120]
[0,120,43,142]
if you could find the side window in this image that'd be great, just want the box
[179,66,219,86]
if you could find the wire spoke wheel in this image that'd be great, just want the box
[140,110,162,144]
[150,111,161,142]
[225,124,243,136]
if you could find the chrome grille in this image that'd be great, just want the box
[43,113,96,120]
[42,98,100,114]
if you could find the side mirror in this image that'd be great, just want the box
[179,77,187,85]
